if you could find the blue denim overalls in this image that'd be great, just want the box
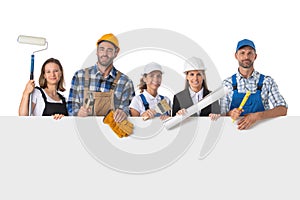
[229,74,265,116]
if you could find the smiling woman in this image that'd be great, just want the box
[18,58,68,119]
[129,62,172,120]
[172,57,220,119]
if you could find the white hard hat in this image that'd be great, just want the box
[143,62,163,74]
[183,57,206,73]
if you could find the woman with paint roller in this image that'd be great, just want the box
[19,58,68,119]
[129,62,171,120]
[172,57,220,120]
[220,39,288,130]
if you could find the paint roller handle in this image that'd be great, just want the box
[30,54,34,80]
[28,54,35,116]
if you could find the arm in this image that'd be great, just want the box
[128,95,156,119]
[220,79,233,116]
[237,106,287,130]
[116,79,135,116]
[113,79,135,122]
[67,72,83,116]
[237,76,288,130]
[172,95,180,117]
[19,80,35,116]
[130,108,140,116]
[252,106,287,120]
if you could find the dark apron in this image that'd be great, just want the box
[35,87,68,116]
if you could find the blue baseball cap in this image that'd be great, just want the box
[236,39,256,52]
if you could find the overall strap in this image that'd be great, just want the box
[84,68,89,103]
[140,94,149,110]
[35,86,47,103]
[110,70,122,91]
[231,74,237,90]
[159,95,164,100]
[57,92,66,104]
[257,74,265,91]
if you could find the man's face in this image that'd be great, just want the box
[235,46,257,69]
[97,41,118,67]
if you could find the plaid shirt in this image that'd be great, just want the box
[67,64,135,116]
[220,70,287,115]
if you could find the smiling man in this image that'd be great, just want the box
[220,39,288,130]
[67,33,135,122]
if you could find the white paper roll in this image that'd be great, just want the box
[163,86,229,130]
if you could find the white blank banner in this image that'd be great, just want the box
[0,116,298,200]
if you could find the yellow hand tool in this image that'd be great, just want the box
[232,90,251,123]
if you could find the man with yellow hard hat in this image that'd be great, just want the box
[67,33,135,123]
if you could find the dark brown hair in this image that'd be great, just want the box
[185,70,208,91]
[39,58,65,92]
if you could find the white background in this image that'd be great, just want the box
[0,0,298,116]
[0,1,299,199]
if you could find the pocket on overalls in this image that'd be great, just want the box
[93,91,115,116]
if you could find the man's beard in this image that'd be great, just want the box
[239,60,254,69]
[98,56,114,67]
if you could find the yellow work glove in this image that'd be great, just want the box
[103,110,134,138]
[117,119,134,135]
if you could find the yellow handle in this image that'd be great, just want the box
[238,90,251,110]
[232,91,251,123]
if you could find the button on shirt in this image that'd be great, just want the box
[220,70,287,115]
[189,87,204,115]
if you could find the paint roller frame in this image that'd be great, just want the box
[17,35,48,116]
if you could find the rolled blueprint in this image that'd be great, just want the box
[163,86,230,130]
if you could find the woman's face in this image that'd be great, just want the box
[186,70,204,92]
[43,62,62,85]
[143,70,162,91]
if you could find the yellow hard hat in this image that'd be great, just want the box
[96,33,119,49]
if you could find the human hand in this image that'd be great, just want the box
[209,113,220,121]
[114,109,127,122]
[160,115,170,121]
[141,109,156,120]
[103,109,133,138]
[24,80,35,95]
[77,106,91,117]
[237,113,259,130]
[229,108,243,122]
[176,108,187,116]
[52,114,64,120]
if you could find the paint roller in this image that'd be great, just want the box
[163,86,230,130]
[17,35,48,116]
